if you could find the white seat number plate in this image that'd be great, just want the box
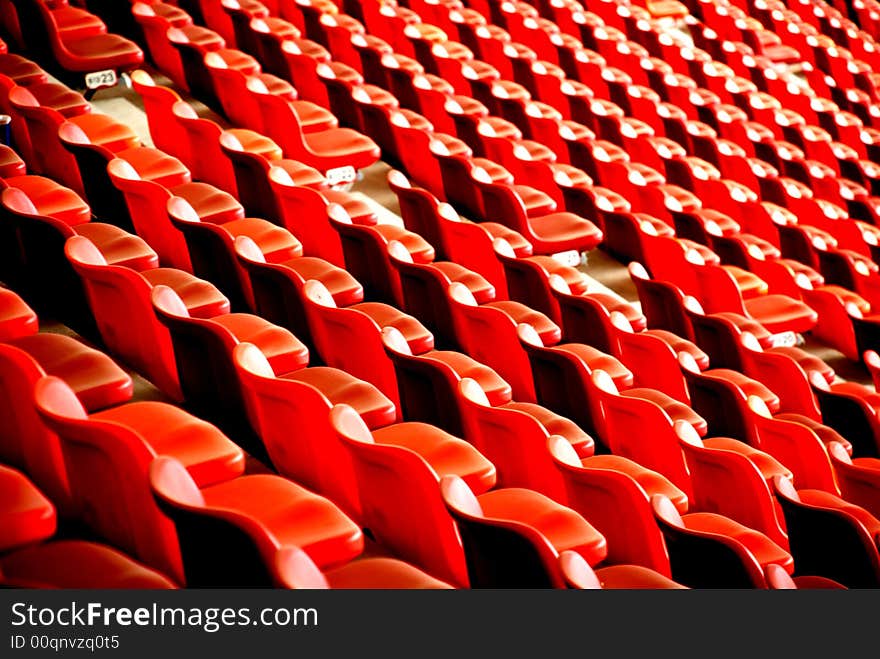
[326,166,357,186]
[85,69,118,90]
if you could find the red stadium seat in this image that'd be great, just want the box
[33,375,245,583]
[149,455,362,586]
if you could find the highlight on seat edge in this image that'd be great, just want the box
[1,0,880,591]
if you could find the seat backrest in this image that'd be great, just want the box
[150,285,252,440]
[65,235,184,401]
[166,196,250,311]
[252,89,307,158]
[149,456,279,588]
[651,493,768,588]
[592,369,693,497]
[387,169,447,256]
[8,86,81,193]
[828,442,880,519]
[628,261,693,339]
[329,210,403,306]
[268,167,344,265]
[219,132,278,220]
[549,437,673,574]
[679,352,752,442]
[436,203,513,297]
[747,396,839,492]
[233,343,362,519]
[33,376,184,584]
[130,71,190,162]
[171,101,236,193]
[676,421,788,548]
[611,312,690,402]
[330,405,469,586]
[773,476,880,588]
[447,283,537,401]
[302,280,401,409]
[0,343,72,513]
[457,378,566,499]
[809,372,880,459]
[439,474,566,588]
[551,282,616,354]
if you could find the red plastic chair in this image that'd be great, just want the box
[149,455,363,586]
[107,157,244,272]
[590,369,695,499]
[652,493,794,588]
[456,377,593,500]
[10,0,143,78]
[773,475,880,588]
[33,375,245,583]
[828,441,880,519]
[302,279,432,412]
[549,436,686,575]
[675,420,791,549]
[65,234,229,401]
[439,474,608,587]
[330,403,496,586]
[233,341,395,520]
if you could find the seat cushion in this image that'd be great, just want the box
[582,454,689,513]
[707,368,781,413]
[280,256,364,307]
[170,182,245,225]
[426,350,513,406]
[622,388,709,436]
[372,422,497,493]
[213,314,309,375]
[481,222,533,256]
[702,437,793,482]
[69,113,139,153]
[282,366,396,429]
[526,256,589,295]
[140,268,230,319]
[797,489,880,538]
[74,223,158,271]
[486,300,561,345]
[477,488,608,566]
[201,474,362,568]
[502,401,595,458]
[115,147,190,188]
[744,294,818,335]
[3,175,91,226]
[373,224,435,263]
[433,262,496,303]
[588,293,648,332]
[644,329,710,369]
[682,512,794,573]
[92,402,245,486]
[9,334,132,411]
[352,302,435,354]
[322,190,378,226]
[557,343,634,388]
[219,218,303,262]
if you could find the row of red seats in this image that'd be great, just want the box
[105,0,880,588]
[5,0,880,588]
